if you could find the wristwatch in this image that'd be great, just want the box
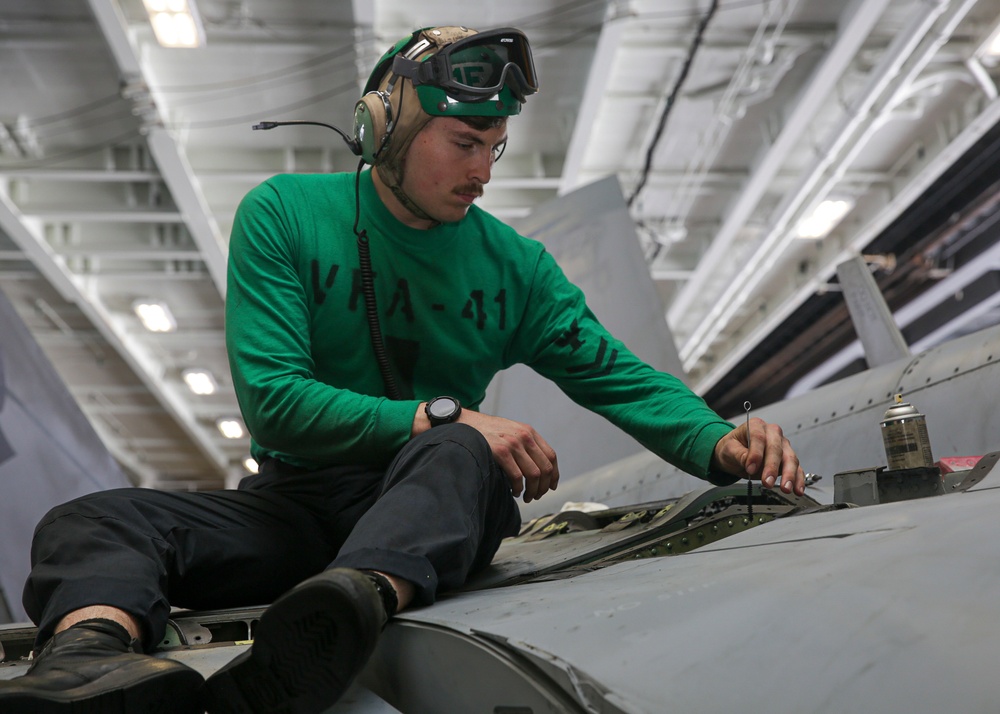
[425,396,462,427]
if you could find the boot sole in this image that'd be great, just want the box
[0,659,204,714]
[202,569,382,714]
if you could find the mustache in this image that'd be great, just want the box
[455,183,484,197]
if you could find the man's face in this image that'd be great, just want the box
[396,116,508,227]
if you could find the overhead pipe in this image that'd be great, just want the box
[680,0,972,374]
[668,0,894,332]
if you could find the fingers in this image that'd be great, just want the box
[464,411,559,504]
[756,419,785,487]
[741,418,765,477]
[742,418,805,496]
[495,425,559,503]
[786,465,807,496]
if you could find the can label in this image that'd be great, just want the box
[881,417,934,469]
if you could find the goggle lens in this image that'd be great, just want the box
[445,32,538,99]
[392,28,538,104]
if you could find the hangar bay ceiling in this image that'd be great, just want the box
[2,0,999,490]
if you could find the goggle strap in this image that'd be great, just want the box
[390,55,438,86]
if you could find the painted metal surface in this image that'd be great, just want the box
[836,255,910,367]
[484,176,689,481]
[2,458,997,712]
[0,287,131,621]
[379,460,1000,712]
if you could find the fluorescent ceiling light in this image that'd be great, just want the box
[143,0,206,48]
[988,31,1000,56]
[216,418,245,440]
[133,300,177,332]
[243,457,259,474]
[182,369,218,395]
[796,199,854,239]
[977,19,1000,61]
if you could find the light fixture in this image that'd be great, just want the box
[182,369,218,395]
[243,457,259,474]
[142,0,206,49]
[795,199,854,239]
[987,31,1000,57]
[975,17,1000,64]
[133,299,177,333]
[216,418,245,440]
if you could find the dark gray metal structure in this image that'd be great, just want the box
[0,287,130,622]
[376,461,1000,713]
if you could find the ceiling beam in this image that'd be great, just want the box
[559,2,628,195]
[668,0,895,334]
[694,91,1000,395]
[22,210,184,223]
[86,0,227,297]
[684,0,981,384]
[143,128,227,293]
[0,169,162,182]
[0,187,232,476]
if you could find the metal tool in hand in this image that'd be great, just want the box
[745,401,753,520]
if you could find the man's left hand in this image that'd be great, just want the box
[712,418,805,496]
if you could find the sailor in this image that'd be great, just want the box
[0,25,804,714]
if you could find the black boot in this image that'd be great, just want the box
[202,568,388,714]
[0,618,203,714]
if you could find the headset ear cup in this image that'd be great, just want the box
[354,92,392,164]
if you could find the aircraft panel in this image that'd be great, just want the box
[382,466,1000,712]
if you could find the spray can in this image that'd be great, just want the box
[880,394,934,470]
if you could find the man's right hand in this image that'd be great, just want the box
[413,406,559,503]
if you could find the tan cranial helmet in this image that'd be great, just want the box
[365,28,476,186]
[352,25,537,218]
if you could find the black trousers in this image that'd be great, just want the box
[21,424,520,647]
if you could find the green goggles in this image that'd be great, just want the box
[391,28,539,104]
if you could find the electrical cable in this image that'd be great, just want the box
[19,46,354,136]
[639,0,771,21]
[251,119,358,156]
[0,129,141,169]
[511,0,608,30]
[515,0,770,53]
[173,81,358,130]
[537,21,608,51]
[627,0,720,208]
[30,111,137,141]
[27,93,122,127]
[154,46,354,94]
[164,68,349,110]
[353,161,402,401]
[252,122,402,400]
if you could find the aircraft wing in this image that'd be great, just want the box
[5,461,997,712]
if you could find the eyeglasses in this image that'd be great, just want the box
[391,28,539,104]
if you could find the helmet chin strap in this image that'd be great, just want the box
[376,163,441,227]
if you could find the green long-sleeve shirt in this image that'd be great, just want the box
[226,169,736,484]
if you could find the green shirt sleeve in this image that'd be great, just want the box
[508,249,739,485]
[226,180,418,468]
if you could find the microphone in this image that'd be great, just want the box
[252,119,361,156]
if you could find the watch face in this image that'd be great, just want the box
[428,397,459,420]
